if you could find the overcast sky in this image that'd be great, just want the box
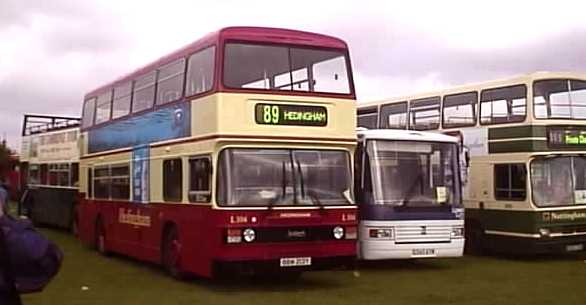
[1,0,586,149]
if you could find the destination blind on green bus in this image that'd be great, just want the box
[548,127,586,147]
[255,103,327,126]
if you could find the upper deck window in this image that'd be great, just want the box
[95,91,113,124]
[81,98,96,128]
[480,85,526,125]
[112,82,132,119]
[380,102,408,129]
[534,79,586,119]
[223,43,351,95]
[186,47,215,96]
[357,108,378,129]
[157,58,186,105]
[443,91,477,128]
[410,97,440,130]
[132,72,156,113]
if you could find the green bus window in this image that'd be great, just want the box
[494,163,526,201]
[410,97,440,130]
[443,92,477,128]
[480,85,526,125]
[380,102,408,129]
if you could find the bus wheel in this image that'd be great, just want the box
[162,226,186,279]
[465,222,485,255]
[95,218,109,256]
[72,216,79,237]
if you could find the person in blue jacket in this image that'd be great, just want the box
[0,182,23,305]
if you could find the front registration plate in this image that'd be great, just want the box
[412,248,436,256]
[280,257,312,267]
[566,244,584,252]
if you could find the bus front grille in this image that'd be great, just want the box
[395,225,451,244]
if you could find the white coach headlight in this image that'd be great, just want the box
[243,228,256,243]
[333,226,345,240]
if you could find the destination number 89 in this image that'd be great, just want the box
[262,105,280,124]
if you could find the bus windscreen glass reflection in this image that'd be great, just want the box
[366,140,461,207]
[217,149,353,207]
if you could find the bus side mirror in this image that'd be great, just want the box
[461,146,470,185]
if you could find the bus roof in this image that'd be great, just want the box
[85,26,349,98]
[357,128,459,144]
[359,71,586,108]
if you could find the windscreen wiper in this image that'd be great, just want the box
[296,159,306,199]
[308,190,326,214]
[268,161,287,210]
[402,172,424,206]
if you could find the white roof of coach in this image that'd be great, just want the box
[357,129,459,144]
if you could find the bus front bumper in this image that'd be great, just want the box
[359,239,465,260]
[487,233,586,254]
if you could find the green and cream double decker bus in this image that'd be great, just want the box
[358,71,586,254]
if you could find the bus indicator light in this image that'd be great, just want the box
[345,226,357,240]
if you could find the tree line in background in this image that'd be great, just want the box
[0,141,15,178]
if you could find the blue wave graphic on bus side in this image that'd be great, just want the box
[88,102,191,153]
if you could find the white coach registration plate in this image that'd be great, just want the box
[566,244,584,252]
[280,257,312,267]
[412,248,436,256]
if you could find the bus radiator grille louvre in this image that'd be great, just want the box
[394,225,452,243]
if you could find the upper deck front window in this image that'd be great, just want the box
[534,79,586,119]
[223,43,351,95]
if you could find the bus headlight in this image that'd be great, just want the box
[243,228,256,243]
[333,226,345,240]
[451,226,464,239]
[368,228,394,240]
[539,228,551,238]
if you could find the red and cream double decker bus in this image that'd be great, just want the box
[77,27,358,278]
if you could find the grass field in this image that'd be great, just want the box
[15,228,585,305]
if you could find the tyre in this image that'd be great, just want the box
[95,217,110,256]
[465,222,485,255]
[162,226,187,279]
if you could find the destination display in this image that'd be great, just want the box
[255,103,327,126]
[548,127,586,148]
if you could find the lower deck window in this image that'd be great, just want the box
[494,163,526,200]
[163,159,183,202]
[92,164,130,200]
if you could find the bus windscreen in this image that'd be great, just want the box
[217,148,353,207]
[531,156,586,207]
[366,140,461,207]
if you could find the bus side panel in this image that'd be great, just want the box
[77,199,100,246]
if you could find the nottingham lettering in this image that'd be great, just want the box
[548,211,586,222]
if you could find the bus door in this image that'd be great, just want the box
[116,145,151,256]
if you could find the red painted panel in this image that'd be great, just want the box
[78,199,357,278]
